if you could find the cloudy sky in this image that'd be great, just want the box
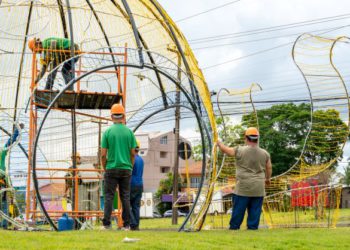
[158,0,350,89]
[152,0,350,143]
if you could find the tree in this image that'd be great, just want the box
[242,103,347,176]
[155,173,182,215]
[192,116,244,178]
[193,103,347,178]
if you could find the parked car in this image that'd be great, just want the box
[226,208,232,215]
[163,210,187,217]
[153,211,162,218]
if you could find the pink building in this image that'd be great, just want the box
[135,131,194,193]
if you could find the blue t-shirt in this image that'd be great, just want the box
[131,154,144,187]
[4,128,19,148]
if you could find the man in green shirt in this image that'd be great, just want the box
[28,37,79,90]
[101,103,137,230]
[217,127,272,230]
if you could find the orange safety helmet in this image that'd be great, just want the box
[28,37,38,51]
[110,103,125,115]
[245,127,259,136]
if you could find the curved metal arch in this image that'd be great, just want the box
[110,0,168,107]
[249,83,263,132]
[120,0,144,65]
[269,33,315,180]
[127,91,177,125]
[85,0,122,82]
[13,2,33,122]
[148,0,202,114]
[32,62,210,231]
[271,34,350,181]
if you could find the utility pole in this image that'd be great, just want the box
[168,45,181,225]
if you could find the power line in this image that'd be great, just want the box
[188,13,350,43]
[202,25,350,70]
[176,0,242,22]
[192,25,350,50]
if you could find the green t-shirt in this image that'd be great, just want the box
[42,37,72,50]
[101,123,137,171]
[0,149,8,172]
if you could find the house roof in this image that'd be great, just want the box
[179,161,202,175]
[39,183,65,195]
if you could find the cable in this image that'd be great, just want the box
[176,0,242,22]
[202,25,350,70]
[188,13,350,43]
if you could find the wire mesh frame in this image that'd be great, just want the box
[271,34,350,181]
[262,34,350,228]
[30,47,214,231]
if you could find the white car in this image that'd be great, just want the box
[163,210,187,217]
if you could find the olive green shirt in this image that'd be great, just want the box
[101,123,137,171]
[234,145,270,197]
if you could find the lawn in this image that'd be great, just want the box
[1,222,350,250]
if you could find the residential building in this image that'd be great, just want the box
[135,131,194,193]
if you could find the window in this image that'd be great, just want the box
[160,136,168,145]
[161,166,171,173]
[160,151,167,158]
[190,177,201,188]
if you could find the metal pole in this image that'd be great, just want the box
[65,0,78,227]
[171,50,181,225]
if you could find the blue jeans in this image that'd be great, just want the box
[1,196,8,229]
[130,185,143,229]
[229,194,263,230]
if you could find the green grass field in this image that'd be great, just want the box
[1,213,350,250]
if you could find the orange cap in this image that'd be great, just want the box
[110,103,125,115]
[28,38,37,51]
[245,127,259,136]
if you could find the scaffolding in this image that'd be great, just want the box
[25,46,129,228]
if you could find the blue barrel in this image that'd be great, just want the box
[58,213,74,231]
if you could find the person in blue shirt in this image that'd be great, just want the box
[4,123,24,149]
[1,123,24,229]
[130,140,144,231]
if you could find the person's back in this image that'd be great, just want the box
[235,145,270,197]
[217,127,272,230]
[130,145,144,230]
[101,103,137,230]
[131,154,144,187]
[102,123,135,171]
[42,37,72,50]
[42,37,79,64]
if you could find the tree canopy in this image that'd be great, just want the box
[193,103,348,178]
[243,103,347,176]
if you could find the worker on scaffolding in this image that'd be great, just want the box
[64,152,85,229]
[101,103,137,230]
[216,127,272,230]
[130,139,144,231]
[64,152,82,200]
[28,37,79,90]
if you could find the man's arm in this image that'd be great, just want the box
[265,158,272,186]
[130,148,136,167]
[217,141,236,157]
[101,148,107,170]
